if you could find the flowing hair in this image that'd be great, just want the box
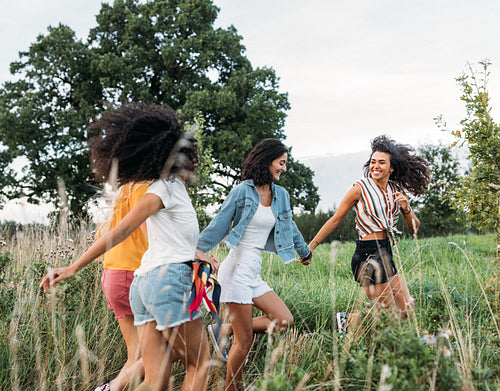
[363,135,430,195]
[88,102,197,185]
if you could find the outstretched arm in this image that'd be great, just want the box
[309,186,360,251]
[40,193,162,292]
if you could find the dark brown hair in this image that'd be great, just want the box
[363,135,430,195]
[242,139,288,186]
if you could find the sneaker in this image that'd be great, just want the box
[208,323,228,362]
[94,382,110,391]
[337,312,349,333]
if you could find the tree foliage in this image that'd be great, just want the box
[435,60,500,233]
[411,144,469,237]
[0,0,318,217]
[294,208,357,243]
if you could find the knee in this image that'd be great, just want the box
[234,332,253,352]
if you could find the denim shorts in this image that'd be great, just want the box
[351,238,397,287]
[101,269,134,319]
[129,262,201,330]
[218,247,273,304]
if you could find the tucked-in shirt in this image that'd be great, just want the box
[99,182,150,271]
[134,177,199,276]
[197,180,311,264]
[353,178,400,239]
[237,203,276,249]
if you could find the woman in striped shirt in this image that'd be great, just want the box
[308,135,430,319]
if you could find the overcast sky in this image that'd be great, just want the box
[1,0,500,221]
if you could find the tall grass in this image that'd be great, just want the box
[0,225,498,390]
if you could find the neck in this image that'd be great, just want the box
[256,183,271,191]
[372,177,388,189]
[173,172,187,184]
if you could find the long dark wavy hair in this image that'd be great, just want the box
[89,102,197,185]
[242,139,288,186]
[363,135,430,195]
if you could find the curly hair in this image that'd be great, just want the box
[89,102,197,185]
[242,139,288,186]
[363,135,430,195]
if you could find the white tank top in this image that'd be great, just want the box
[237,203,276,250]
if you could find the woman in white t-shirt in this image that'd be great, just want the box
[41,103,217,391]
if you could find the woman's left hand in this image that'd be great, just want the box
[195,250,219,273]
[395,191,411,214]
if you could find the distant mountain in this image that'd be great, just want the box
[301,150,369,212]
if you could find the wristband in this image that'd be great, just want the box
[401,207,412,215]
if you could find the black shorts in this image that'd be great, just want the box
[351,238,397,287]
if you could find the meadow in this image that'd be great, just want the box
[0,224,498,390]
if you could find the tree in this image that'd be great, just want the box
[435,60,500,234]
[0,0,318,217]
[0,25,102,215]
[294,208,357,243]
[410,144,468,237]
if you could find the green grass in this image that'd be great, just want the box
[0,226,498,390]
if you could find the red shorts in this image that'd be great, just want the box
[101,269,135,319]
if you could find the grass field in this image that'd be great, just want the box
[0,225,498,390]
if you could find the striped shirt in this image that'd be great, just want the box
[353,178,401,239]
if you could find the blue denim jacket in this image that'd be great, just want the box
[197,180,311,264]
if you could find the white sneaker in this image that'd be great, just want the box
[337,312,349,333]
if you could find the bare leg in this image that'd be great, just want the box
[363,274,413,318]
[252,291,294,333]
[225,303,254,391]
[388,274,413,318]
[135,321,175,391]
[163,318,210,391]
[108,316,141,390]
[221,291,294,337]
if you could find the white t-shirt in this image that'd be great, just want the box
[134,177,199,276]
[237,203,276,250]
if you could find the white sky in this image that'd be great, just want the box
[1,0,500,221]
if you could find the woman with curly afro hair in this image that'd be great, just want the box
[41,102,217,391]
[309,135,430,324]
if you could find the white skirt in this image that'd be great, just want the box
[217,247,273,304]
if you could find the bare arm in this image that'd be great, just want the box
[309,186,361,251]
[395,191,420,233]
[40,193,162,292]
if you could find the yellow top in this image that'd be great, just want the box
[98,182,150,271]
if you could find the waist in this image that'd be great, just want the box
[361,231,389,241]
[355,238,391,250]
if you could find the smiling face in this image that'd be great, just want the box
[269,152,288,181]
[369,151,393,183]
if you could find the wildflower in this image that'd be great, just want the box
[421,333,437,345]
[438,329,452,340]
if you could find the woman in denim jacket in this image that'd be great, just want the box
[197,138,312,391]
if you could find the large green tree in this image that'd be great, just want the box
[0,0,318,217]
[436,60,500,234]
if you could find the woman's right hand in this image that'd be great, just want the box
[39,265,77,293]
[299,250,313,266]
[195,250,219,273]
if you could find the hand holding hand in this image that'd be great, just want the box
[299,250,313,266]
